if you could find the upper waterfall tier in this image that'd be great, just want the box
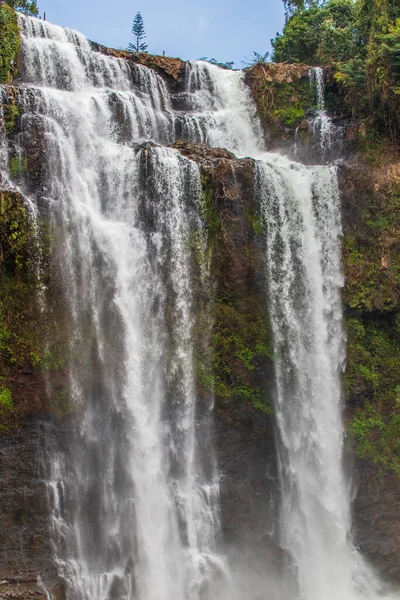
[16,14,264,158]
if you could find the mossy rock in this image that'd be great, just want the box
[346,315,400,475]
[0,4,20,84]
[341,161,400,314]
[3,93,21,135]
[0,190,42,369]
[0,385,13,429]
[245,63,315,133]
[202,299,274,415]
[340,153,400,477]
[343,233,400,312]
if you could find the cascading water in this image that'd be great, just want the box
[256,85,396,600]
[308,66,344,163]
[6,14,227,600]
[257,158,382,599]
[0,11,397,600]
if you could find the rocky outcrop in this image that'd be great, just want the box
[339,152,400,582]
[0,4,20,84]
[0,416,60,600]
[245,62,313,152]
[352,456,400,582]
[174,140,279,545]
[89,42,186,89]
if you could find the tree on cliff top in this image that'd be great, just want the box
[127,12,148,53]
[5,0,38,16]
[274,0,400,140]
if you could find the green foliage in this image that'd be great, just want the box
[0,385,13,428]
[346,317,400,474]
[5,0,38,16]
[200,299,274,414]
[243,51,270,67]
[198,57,235,70]
[273,0,357,65]
[127,12,148,53]
[283,0,319,20]
[3,99,21,135]
[273,106,306,125]
[8,155,27,178]
[0,3,20,84]
[274,0,400,140]
[251,74,314,130]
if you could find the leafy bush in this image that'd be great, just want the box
[0,4,20,84]
[273,0,400,141]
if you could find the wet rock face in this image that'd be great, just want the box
[339,156,400,583]
[174,140,279,547]
[352,457,400,582]
[215,404,278,544]
[244,62,312,154]
[0,418,60,600]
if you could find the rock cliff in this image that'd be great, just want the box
[1,6,400,595]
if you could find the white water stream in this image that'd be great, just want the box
[0,13,396,600]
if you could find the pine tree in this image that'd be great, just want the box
[127,12,148,53]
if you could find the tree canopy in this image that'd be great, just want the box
[273,0,400,141]
[5,0,38,16]
[127,12,148,53]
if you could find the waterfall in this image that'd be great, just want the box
[308,67,342,162]
[44,145,223,600]
[255,91,395,600]
[257,158,371,599]
[0,12,396,600]
[6,14,226,600]
[181,61,263,157]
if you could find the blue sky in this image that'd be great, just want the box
[37,0,285,67]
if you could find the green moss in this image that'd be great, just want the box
[0,4,20,84]
[346,316,400,474]
[8,155,27,179]
[343,168,400,312]
[252,76,315,130]
[200,299,274,414]
[0,385,12,409]
[3,99,21,135]
[0,385,13,429]
[250,213,266,234]
[345,318,400,404]
[0,191,71,426]
[350,409,400,476]
[343,229,400,313]
[0,191,44,371]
